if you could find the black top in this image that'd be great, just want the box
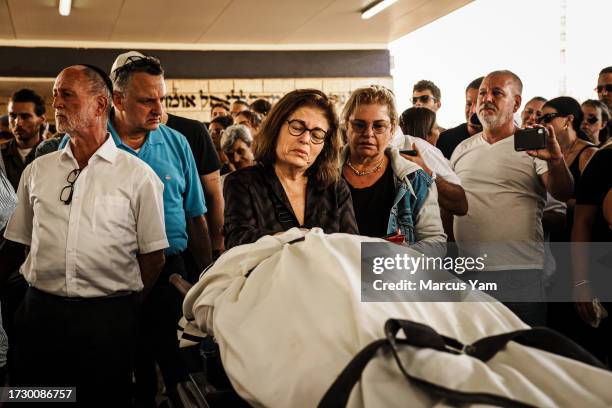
[223,162,359,249]
[0,138,40,191]
[346,164,395,238]
[576,148,612,242]
[166,113,221,176]
[436,123,471,160]
[551,145,597,242]
[568,145,594,197]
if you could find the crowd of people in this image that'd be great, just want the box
[0,50,610,406]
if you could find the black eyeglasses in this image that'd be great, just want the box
[537,113,565,124]
[412,95,437,105]
[585,116,599,125]
[286,119,327,144]
[349,119,390,135]
[595,84,612,93]
[60,168,81,205]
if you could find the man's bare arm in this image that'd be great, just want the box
[137,249,165,298]
[435,178,468,216]
[571,204,598,324]
[201,171,225,255]
[187,215,213,272]
[527,124,573,202]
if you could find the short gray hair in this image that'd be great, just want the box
[221,125,253,152]
[486,70,523,95]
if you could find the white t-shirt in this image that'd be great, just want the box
[450,133,548,271]
[4,135,169,297]
[391,130,461,185]
[17,147,33,163]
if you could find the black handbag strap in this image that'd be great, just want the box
[319,318,604,408]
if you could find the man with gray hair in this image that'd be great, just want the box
[450,70,573,326]
[2,65,167,404]
[108,51,211,406]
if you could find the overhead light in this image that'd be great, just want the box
[59,0,72,16]
[361,0,398,19]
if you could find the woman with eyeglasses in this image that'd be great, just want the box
[581,99,609,147]
[340,85,445,251]
[223,89,358,249]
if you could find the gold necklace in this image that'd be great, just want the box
[346,157,384,176]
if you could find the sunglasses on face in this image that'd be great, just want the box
[349,120,390,135]
[537,112,566,124]
[585,116,599,125]
[412,95,437,105]
[595,84,612,93]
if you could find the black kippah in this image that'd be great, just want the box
[78,64,113,94]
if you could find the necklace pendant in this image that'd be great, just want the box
[347,157,384,176]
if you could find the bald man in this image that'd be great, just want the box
[450,70,572,326]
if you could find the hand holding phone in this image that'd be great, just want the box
[514,127,548,152]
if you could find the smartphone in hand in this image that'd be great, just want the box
[514,128,547,151]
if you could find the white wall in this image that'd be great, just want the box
[389,0,611,129]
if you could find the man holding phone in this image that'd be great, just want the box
[450,70,573,326]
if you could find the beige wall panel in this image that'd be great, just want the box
[233,79,263,94]
[208,79,234,93]
[295,79,323,90]
[263,79,296,94]
[323,78,351,93]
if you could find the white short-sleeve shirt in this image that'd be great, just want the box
[450,133,548,271]
[4,135,169,297]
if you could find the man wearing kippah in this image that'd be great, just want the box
[108,51,211,406]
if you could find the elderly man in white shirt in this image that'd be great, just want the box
[1,65,167,405]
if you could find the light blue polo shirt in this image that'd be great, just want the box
[59,124,206,255]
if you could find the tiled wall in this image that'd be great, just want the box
[0,76,394,124]
[164,76,394,122]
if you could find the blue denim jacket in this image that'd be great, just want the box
[341,146,445,246]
